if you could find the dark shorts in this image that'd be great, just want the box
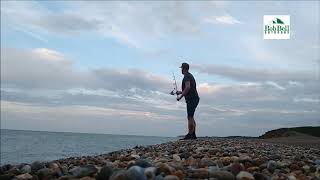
[186,97,199,118]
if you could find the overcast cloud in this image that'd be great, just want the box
[1,1,319,136]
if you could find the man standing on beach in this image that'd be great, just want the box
[176,63,200,140]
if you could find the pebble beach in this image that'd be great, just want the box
[1,137,320,180]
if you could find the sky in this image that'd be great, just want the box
[1,1,319,137]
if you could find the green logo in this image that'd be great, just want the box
[264,15,290,39]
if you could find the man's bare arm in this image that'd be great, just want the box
[181,81,191,96]
[177,81,190,100]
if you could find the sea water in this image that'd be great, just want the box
[0,129,176,165]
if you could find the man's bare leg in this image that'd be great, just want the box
[188,117,194,134]
[193,118,196,134]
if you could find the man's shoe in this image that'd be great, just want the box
[180,133,192,140]
[191,131,197,139]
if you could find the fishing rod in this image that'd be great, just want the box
[170,72,179,98]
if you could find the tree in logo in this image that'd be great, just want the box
[271,18,284,24]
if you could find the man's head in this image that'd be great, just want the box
[180,62,189,74]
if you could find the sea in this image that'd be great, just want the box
[0,129,177,166]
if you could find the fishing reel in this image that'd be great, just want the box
[170,89,177,96]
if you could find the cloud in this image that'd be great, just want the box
[1,101,177,121]
[1,48,170,91]
[1,45,185,136]
[237,3,320,69]
[294,97,320,103]
[1,1,232,48]
[265,81,285,90]
[203,14,242,25]
[34,14,101,33]
[90,68,170,91]
[1,100,183,136]
[2,47,319,136]
[193,63,317,83]
[2,1,319,136]
[1,48,80,89]
[1,1,100,32]
[1,47,319,136]
[9,26,48,43]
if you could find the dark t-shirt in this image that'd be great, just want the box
[182,72,199,102]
